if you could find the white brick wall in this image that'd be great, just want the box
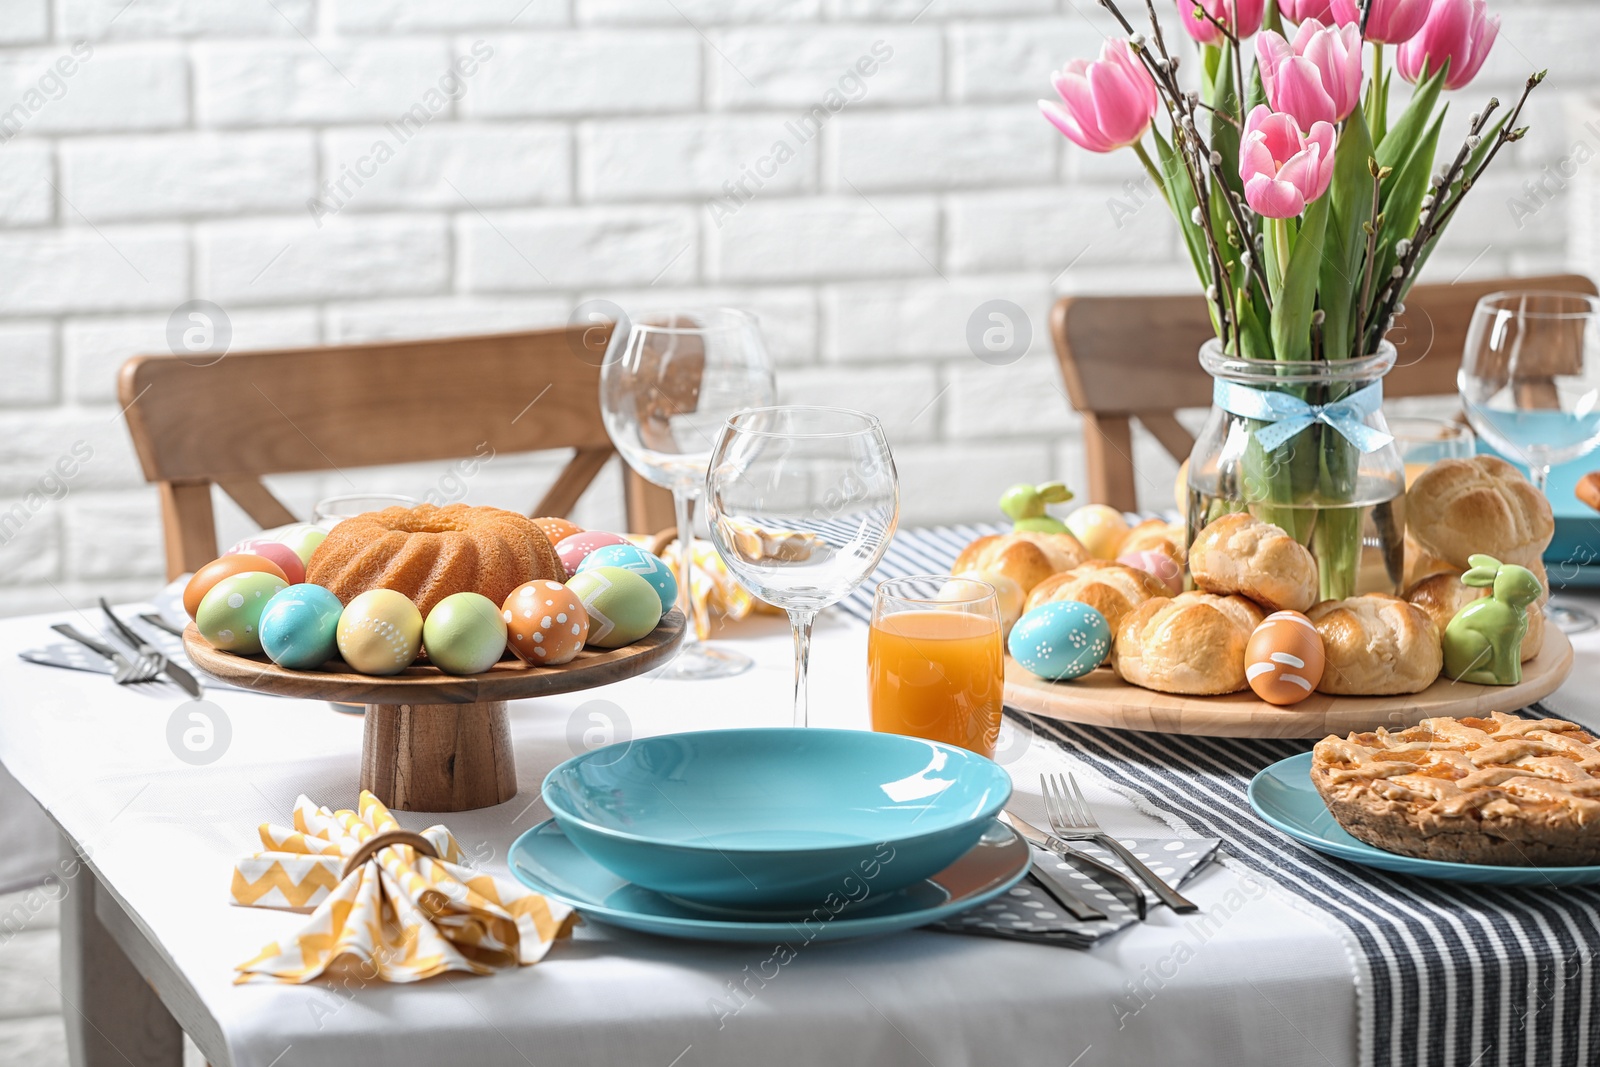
[0,0,1591,631]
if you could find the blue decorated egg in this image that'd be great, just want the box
[258,584,344,669]
[576,543,679,613]
[566,566,663,648]
[423,592,508,675]
[1007,601,1111,682]
[196,571,290,655]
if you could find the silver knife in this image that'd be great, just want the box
[1003,809,1148,921]
[98,598,202,698]
[1023,842,1106,922]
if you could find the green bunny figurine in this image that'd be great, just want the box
[1441,554,1544,685]
[999,482,1074,533]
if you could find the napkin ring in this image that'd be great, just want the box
[341,829,439,879]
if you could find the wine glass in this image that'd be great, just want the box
[705,406,899,727]
[1460,290,1600,632]
[600,308,776,680]
[311,493,418,529]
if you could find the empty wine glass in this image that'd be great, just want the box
[705,406,899,727]
[311,493,418,529]
[1460,290,1600,633]
[600,308,776,680]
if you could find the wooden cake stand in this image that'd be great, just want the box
[183,610,685,812]
[1005,624,1574,739]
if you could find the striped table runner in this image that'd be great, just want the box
[840,524,1600,1067]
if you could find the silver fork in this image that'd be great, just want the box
[51,624,162,684]
[1042,772,1199,914]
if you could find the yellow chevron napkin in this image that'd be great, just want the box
[231,791,574,984]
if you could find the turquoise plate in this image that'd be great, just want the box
[508,817,1030,943]
[1248,753,1600,886]
[542,728,1012,909]
[1477,443,1600,588]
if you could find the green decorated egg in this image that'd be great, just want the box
[423,592,508,675]
[337,589,423,675]
[196,570,290,655]
[566,566,663,649]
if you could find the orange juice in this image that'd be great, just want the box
[868,610,1003,757]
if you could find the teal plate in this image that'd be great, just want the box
[509,817,1030,943]
[1477,443,1600,587]
[1248,753,1600,887]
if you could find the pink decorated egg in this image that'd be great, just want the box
[227,538,306,585]
[502,580,589,666]
[1116,548,1183,596]
[555,531,629,578]
[1245,611,1326,706]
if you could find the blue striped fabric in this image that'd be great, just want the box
[839,524,1600,1067]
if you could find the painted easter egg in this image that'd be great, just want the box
[273,523,328,566]
[184,554,290,619]
[1116,548,1183,597]
[423,592,508,675]
[227,539,306,586]
[336,589,423,675]
[1007,601,1111,682]
[1245,610,1326,706]
[1065,504,1130,561]
[532,516,583,548]
[502,580,589,666]
[555,531,630,578]
[577,543,679,613]
[566,567,662,649]
[952,569,1025,638]
[258,584,344,670]
[196,571,289,655]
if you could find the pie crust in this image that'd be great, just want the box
[1310,712,1600,867]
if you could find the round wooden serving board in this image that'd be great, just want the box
[184,609,685,812]
[1004,623,1574,739]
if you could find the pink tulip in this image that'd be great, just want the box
[1038,39,1159,154]
[1176,0,1267,45]
[1239,105,1337,218]
[1328,0,1430,43]
[1279,0,1337,22]
[1396,0,1499,90]
[1257,19,1363,129]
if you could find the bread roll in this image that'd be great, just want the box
[1120,518,1187,565]
[1307,594,1442,695]
[1024,560,1169,635]
[1407,456,1554,570]
[1111,591,1265,696]
[1188,512,1318,613]
[1404,570,1545,663]
[952,531,1090,594]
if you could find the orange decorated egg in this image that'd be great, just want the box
[183,554,290,619]
[502,580,589,666]
[1245,610,1325,706]
[533,516,583,547]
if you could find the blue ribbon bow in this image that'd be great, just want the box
[1212,378,1395,454]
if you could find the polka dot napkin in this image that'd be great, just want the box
[932,836,1220,948]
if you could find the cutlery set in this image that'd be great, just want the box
[50,600,201,697]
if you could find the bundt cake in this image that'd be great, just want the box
[307,504,564,618]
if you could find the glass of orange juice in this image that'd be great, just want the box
[868,576,1003,758]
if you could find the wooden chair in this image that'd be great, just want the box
[1050,273,1600,511]
[118,326,676,579]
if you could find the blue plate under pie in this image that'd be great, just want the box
[508,817,1030,943]
[1248,753,1600,887]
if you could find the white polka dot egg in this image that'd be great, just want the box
[1007,600,1111,682]
[502,580,589,666]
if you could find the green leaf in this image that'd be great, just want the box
[1153,128,1210,288]
[1406,111,1510,294]
[1272,194,1330,362]
[1376,63,1447,171]
[1373,110,1444,307]
[1235,290,1272,361]
[1211,40,1242,202]
[1319,110,1376,361]
[1202,43,1222,106]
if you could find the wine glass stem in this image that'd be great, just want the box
[672,488,700,651]
[788,608,816,728]
[1531,464,1552,495]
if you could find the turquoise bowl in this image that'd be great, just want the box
[541,728,1012,909]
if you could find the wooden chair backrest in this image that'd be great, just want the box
[1050,273,1600,510]
[119,326,675,579]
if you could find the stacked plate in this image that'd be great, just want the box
[509,728,1028,942]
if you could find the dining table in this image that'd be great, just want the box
[1,523,1598,1067]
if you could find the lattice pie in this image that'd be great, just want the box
[1311,712,1600,866]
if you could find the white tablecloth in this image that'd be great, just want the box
[27,592,1592,1066]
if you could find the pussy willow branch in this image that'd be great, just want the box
[1187,2,1247,106]
[1355,161,1384,345]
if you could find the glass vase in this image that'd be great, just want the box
[1186,340,1407,601]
